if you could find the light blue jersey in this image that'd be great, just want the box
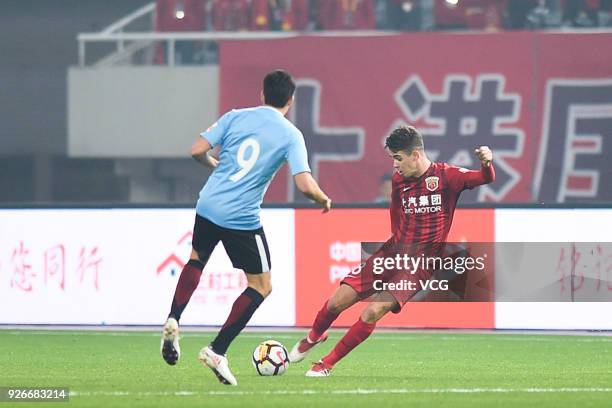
[196,106,310,230]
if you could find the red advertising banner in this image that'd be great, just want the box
[294,208,495,328]
[219,32,612,203]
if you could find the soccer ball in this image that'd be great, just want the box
[252,340,289,376]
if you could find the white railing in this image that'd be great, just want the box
[100,2,157,34]
[77,1,400,66]
[78,27,612,67]
[78,1,157,67]
[78,28,397,67]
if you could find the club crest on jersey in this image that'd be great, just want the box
[425,176,439,192]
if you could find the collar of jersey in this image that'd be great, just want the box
[259,105,284,116]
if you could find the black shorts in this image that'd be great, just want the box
[192,214,271,274]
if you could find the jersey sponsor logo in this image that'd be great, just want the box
[407,206,442,215]
[425,176,439,192]
[402,193,443,215]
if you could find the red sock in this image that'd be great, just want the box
[168,259,204,321]
[321,318,376,367]
[308,300,339,342]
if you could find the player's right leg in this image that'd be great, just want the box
[161,215,220,365]
[288,283,360,363]
[199,226,272,386]
[290,241,392,363]
[199,272,271,387]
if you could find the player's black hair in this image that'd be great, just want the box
[263,70,296,108]
[385,126,424,153]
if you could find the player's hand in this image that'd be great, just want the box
[320,197,332,213]
[206,153,219,168]
[475,146,492,166]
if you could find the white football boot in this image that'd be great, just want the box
[288,332,329,363]
[160,317,180,365]
[305,360,332,377]
[198,346,238,386]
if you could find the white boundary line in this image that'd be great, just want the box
[2,326,612,336]
[0,328,612,343]
[70,388,612,397]
[4,331,612,342]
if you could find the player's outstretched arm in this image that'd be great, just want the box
[448,146,496,191]
[293,172,332,213]
[191,138,219,168]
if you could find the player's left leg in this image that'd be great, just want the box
[306,291,398,377]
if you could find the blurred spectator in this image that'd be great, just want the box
[150,0,612,48]
[434,0,505,31]
[374,173,393,203]
[384,0,423,31]
[211,0,251,31]
[603,0,612,25]
[434,0,467,29]
[317,0,376,30]
[562,0,607,26]
[465,0,505,31]
[507,0,537,28]
[251,0,313,31]
[524,0,562,28]
[156,0,206,64]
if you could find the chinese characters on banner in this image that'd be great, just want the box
[5,242,102,293]
[557,244,612,295]
[328,241,361,283]
[220,32,612,204]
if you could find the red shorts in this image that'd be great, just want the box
[341,240,439,312]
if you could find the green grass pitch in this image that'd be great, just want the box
[2,329,611,407]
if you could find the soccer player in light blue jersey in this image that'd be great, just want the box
[161,70,331,385]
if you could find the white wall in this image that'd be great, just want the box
[68,67,219,158]
[494,208,612,330]
[0,209,294,326]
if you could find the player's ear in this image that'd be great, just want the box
[285,95,294,109]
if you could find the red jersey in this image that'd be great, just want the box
[389,162,495,244]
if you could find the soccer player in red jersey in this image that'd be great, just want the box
[288,125,496,376]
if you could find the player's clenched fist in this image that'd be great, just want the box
[321,197,332,213]
[474,146,493,166]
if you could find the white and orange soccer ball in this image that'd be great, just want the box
[252,340,289,376]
